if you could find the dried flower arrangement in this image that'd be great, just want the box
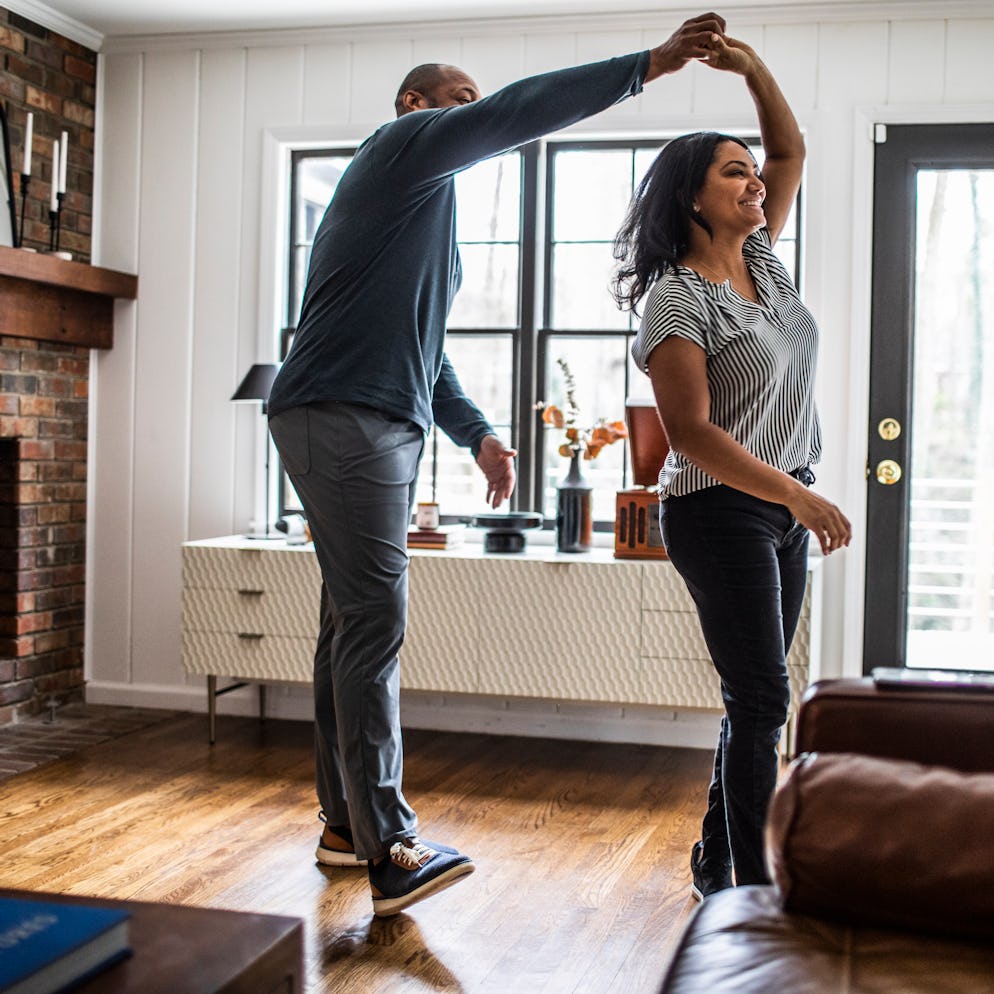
[536,357,628,460]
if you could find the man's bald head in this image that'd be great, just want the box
[394,63,481,116]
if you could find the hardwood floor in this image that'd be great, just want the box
[0,712,712,993]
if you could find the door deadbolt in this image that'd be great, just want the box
[876,459,902,485]
[878,417,902,441]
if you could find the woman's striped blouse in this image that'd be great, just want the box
[631,228,822,499]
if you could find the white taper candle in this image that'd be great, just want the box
[50,140,59,211]
[59,131,68,193]
[23,112,33,176]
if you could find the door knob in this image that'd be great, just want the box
[875,459,902,485]
[878,417,901,441]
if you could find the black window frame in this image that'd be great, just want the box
[279,136,802,528]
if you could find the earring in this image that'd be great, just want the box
[693,204,701,213]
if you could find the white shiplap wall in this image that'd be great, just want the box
[85,5,994,742]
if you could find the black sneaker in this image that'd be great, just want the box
[368,839,474,917]
[690,840,732,901]
[315,819,367,867]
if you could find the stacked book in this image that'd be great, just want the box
[0,895,132,994]
[407,523,466,550]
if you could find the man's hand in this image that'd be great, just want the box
[475,434,517,509]
[646,12,728,82]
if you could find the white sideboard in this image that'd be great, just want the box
[182,536,821,741]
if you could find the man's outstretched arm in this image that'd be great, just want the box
[378,12,728,186]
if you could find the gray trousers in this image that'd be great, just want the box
[269,401,424,860]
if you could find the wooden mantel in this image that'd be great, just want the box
[0,245,138,350]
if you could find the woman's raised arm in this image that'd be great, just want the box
[705,35,804,245]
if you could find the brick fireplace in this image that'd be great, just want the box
[0,8,129,724]
[0,255,137,725]
[0,338,89,721]
[0,248,136,724]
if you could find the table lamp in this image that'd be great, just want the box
[231,363,280,539]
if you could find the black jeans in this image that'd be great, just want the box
[661,483,810,886]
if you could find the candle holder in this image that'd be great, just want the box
[17,173,29,249]
[48,207,58,252]
[55,191,64,252]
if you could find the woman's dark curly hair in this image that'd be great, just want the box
[612,131,753,314]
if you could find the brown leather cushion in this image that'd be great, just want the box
[659,886,994,994]
[767,751,994,942]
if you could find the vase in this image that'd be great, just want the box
[556,450,593,553]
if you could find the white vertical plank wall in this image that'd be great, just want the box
[128,50,200,687]
[86,51,142,685]
[946,19,994,103]
[805,20,890,677]
[523,34,576,77]
[189,47,247,543]
[887,20,947,105]
[348,40,413,124]
[460,33,526,94]
[302,44,352,125]
[86,8,994,736]
[689,22,761,120]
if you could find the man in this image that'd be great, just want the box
[268,11,728,918]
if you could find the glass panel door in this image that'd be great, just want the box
[907,168,994,669]
[865,124,994,673]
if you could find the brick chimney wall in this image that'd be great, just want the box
[0,8,97,722]
[1,7,96,261]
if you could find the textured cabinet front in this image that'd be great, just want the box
[404,557,483,693]
[182,543,320,682]
[182,631,315,681]
[472,558,646,702]
[181,539,819,713]
[640,575,816,709]
[184,544,320,596]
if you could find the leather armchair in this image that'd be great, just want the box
[659,677,994,994]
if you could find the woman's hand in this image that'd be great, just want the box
[702,34,759,76]
[646,12,727,81]
[785,486,853,556]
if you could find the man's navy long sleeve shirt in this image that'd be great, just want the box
[268,51,652,452]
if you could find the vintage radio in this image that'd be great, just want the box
[614,400,669,560]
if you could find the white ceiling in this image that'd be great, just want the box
[21,0,712,37]
[16,0,903,40]
[14,0,993,47]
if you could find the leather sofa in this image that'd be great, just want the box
[659,677,994,993]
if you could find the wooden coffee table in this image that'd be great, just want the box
[1,889,304,993]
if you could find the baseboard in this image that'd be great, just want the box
[401,692,720,749]
[84,681,720,750]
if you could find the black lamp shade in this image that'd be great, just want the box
[231,363,279,403]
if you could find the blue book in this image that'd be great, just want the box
[0,896,131,994]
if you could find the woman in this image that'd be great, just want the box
[614,34,851,897]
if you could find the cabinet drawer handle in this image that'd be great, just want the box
[238,633,264,641]
[238,589,265,597]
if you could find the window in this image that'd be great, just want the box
[281,139,800,526]
[280,149,355,514]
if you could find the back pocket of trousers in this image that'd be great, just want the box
[269,407,311,476]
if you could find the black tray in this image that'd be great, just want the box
[469,512,543,531]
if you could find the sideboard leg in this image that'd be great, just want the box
[208,674,217,745]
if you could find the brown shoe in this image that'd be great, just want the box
[316,822,367,867]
